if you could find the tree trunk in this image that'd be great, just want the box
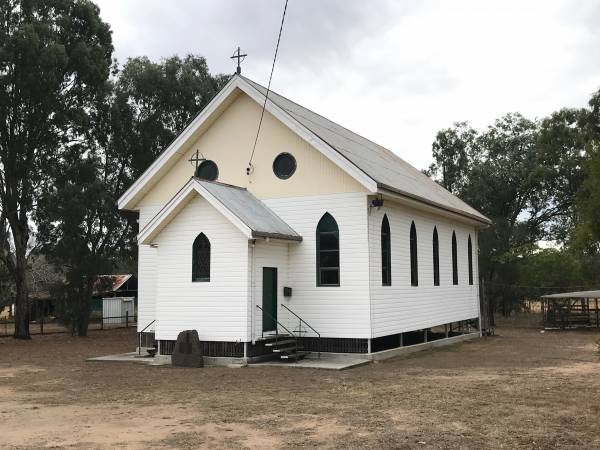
[13,233,30,339]
[76,281,93,337]
[77,298,90,337]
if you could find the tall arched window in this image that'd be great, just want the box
[381,215,391,286]
[468,234,473,285]
[433,227,440,286]
[452,231,458,285]
[316,212,340,286]
[192,233,210,282]
[410,221,418,286]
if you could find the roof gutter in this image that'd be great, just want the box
[252,231,303,242]
[377,184,492,227]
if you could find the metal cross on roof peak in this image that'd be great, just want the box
[230,46,247,75]
[188,149,205,172]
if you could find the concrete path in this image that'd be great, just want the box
[88,352,369,370]
[87,352,170,366]
[248,355,370,370]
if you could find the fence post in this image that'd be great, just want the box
[126,311,129,328]
[40,315,44,335]
[101,310,104,331]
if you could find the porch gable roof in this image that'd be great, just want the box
[138,178,302,245]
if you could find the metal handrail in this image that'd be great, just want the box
[281,304,321,359]
[138,320,156,355]
[255,305,295,337]
[256,304,301,361]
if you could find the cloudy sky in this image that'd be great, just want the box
[95,0,600,170]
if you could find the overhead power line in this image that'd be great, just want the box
[248,0,289,171]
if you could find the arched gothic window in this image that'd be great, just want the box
[468,234,473,285]
[452,231,458,285]
[192,233,210,282]
[410,221,418,286]
[433,227,440,286]
[316,213,340,286]
[381,215,391,286]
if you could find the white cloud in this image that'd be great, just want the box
[95,0,600,170]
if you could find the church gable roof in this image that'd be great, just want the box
[242,77,489,224]
[119,74,490,225]
[138,178,302,245]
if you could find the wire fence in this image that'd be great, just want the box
[0,312,137,338]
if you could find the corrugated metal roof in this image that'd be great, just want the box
[198,179,302,241]
[242,76,490,224]
[92,274,134,295]
[541,290,600,299]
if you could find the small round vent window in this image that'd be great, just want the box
[273,153,297,180]
[196,160,218,181]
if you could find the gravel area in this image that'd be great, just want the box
[1,316,599,449]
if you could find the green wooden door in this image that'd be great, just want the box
[262,267,277,332]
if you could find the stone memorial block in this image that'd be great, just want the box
[172,330,204,367]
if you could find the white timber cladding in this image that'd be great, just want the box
[263,192,371,339]
[137,206,160,332]
[152,195,250,342]
[368,199,480,338]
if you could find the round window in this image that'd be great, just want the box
[196,160,218,181]
[272,153,297,180]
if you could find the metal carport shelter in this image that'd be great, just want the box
[540,290,600,329]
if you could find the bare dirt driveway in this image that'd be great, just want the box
[1,318,599,449]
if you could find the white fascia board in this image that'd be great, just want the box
[138,179,252,245]
[118,77,240,211]
[238,79,379,193]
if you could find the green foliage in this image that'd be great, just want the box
[517,249,586,291]
[35,142,128,335]
[574,90,600,251]
[429,122,477,193]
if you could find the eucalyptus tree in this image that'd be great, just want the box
[0,0,113,338]
[575,89,600,251]
[113,55,229,178]
[429,113,587,314]
[35,55,227,336]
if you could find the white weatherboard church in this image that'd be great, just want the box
[118,74,491,362]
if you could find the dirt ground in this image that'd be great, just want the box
[1,316,599,450]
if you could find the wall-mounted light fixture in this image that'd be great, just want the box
[371,197,384,208]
